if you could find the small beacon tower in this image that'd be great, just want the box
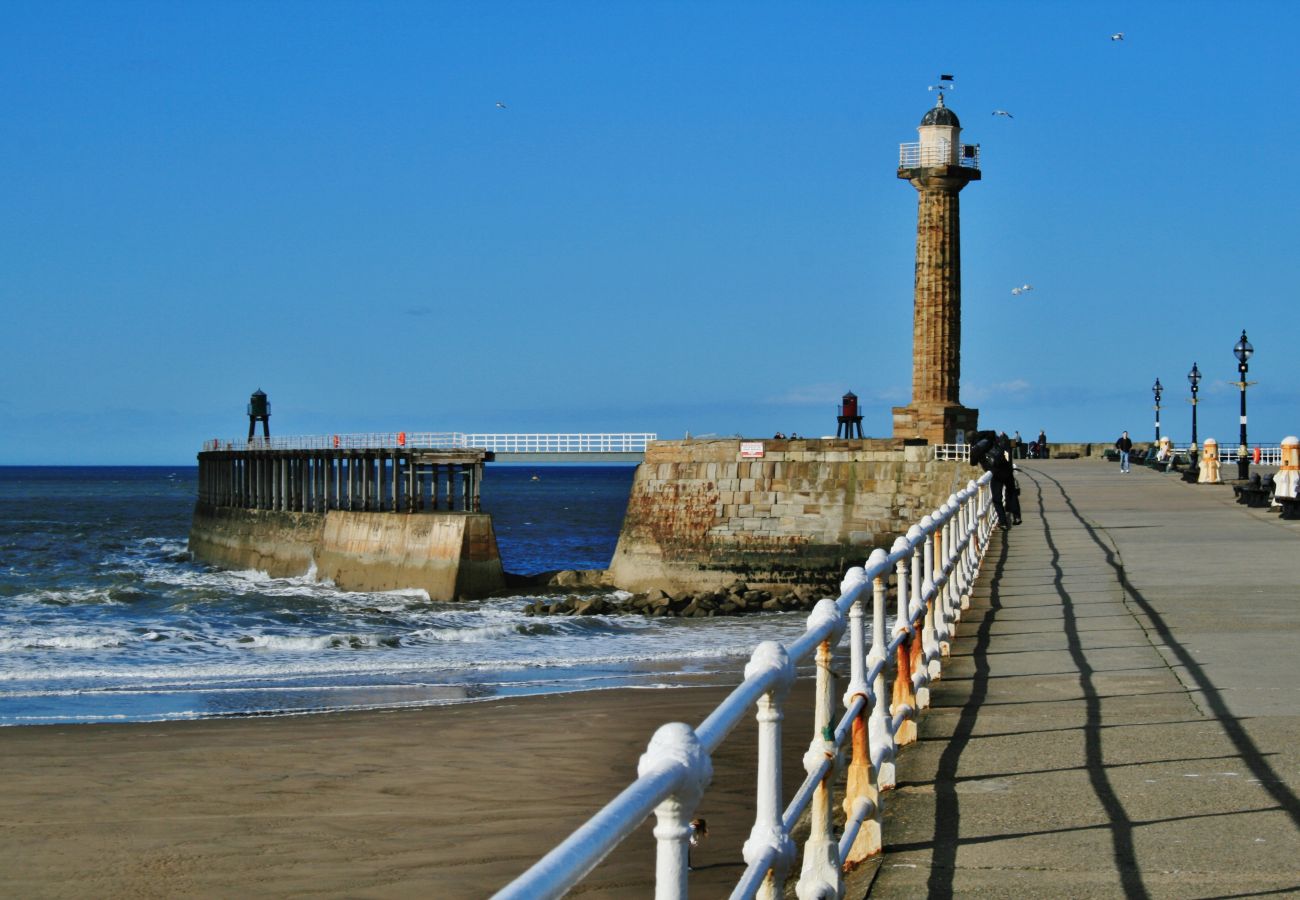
[247,389,271,442]
[836,390,864,438]
[892,93,981,444]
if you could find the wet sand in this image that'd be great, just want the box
[0,681,815,898]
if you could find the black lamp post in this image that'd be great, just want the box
[1187,362,1201,449]
[1233,330,1253,480]
[1152,378,1163,443]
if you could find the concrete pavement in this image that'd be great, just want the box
[867,459,1300,898]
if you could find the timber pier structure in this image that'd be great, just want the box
[195,447,488,515]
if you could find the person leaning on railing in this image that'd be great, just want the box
[969,431,1019,529]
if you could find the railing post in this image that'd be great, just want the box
[743,642,796,900]
[866,549,896,791]
[964,482,980,602]
[935,507,955,649]
[797,600,846,900]
[891,536,918,747]
[839,567,880,866]
[941,500,961,627]
[948,494,970,613]
[921,515,947,659]
[909,524,937,702]
[944,497,962,613]
[637,723,713,900]
[961,482,976,590]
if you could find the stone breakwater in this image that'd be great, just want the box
[522,580,838,619]
[189,505,505,601]
[607,438,969,593]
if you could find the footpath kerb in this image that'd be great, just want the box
[866,459,1300,898]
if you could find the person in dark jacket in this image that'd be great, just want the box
[1116,431,1134,473]
[995,433,1021,526]
[971,431,1019,529]
[1037,429,1048,459]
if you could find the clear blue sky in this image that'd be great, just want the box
[3,1,1296,464]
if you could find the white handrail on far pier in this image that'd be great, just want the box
[200,433,658,453]
[494,471,996,899]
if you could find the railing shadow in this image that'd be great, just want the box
[922,511,1009,897]
[1033,468,1300,831]
[1030,469,1149,899]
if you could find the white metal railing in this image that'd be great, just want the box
[934,443,1285,465]
[494,472,995,899]
[1169,446,1281,466]
[200,433,657,453]
[898,140,980,170]
[1204,445,1281,465]
[932,443,971,461]
[463,433,657,454]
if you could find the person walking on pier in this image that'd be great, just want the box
[1037,428,1048,459]
[1116,430,1134,473]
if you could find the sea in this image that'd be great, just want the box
[0,466,816,726]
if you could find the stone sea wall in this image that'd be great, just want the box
[606,438,971,593]
[189,505,505,600]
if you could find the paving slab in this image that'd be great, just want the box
[867,460,1300,898]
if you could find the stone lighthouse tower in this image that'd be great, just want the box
[892,93,981,444]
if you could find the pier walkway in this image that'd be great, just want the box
[868,460,1300,898]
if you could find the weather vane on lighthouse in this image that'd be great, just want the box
[928,73,956,94]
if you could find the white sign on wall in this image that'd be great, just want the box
[740,441,765,459]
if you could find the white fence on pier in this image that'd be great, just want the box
[494,473,995,899]
[934,443,1285,465]
[1195,445,1282,466]
[201,433,657,454]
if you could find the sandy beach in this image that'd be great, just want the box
[0,680,817,898]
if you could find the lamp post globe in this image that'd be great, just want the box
[1187,362,1201,449]
[1233,330,1253,480]
[1152,378,1163,443]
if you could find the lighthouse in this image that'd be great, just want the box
[891,92,981,445]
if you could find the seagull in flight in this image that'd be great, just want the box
[495,101,507,109]
[1110,32,1124,41]
[1011,284,1034,296]
[992,110,1014,118]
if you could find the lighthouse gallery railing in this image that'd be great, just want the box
[495,472,995,899]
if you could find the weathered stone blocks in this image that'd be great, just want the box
[607,438,968,592]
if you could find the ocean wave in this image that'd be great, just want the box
[405,623,527,643]
[0,632,127,651]
[10,587,119,607]
[229,632,401,651]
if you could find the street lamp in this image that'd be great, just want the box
[1187,362,1201,449]
[1233,329,1254,480]
[1152,378,1163,443]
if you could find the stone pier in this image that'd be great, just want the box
[606,438,970,593]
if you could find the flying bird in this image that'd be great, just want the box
[495,101,507,109]
[1110,32,1124,41]
[1011,284,1034,296]
[992,110,1014,118]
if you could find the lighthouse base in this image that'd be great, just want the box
[892,402,979,445]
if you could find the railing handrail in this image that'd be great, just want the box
[200,432,658,453]
[494,471,996,899]
[937,443,1287,464]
